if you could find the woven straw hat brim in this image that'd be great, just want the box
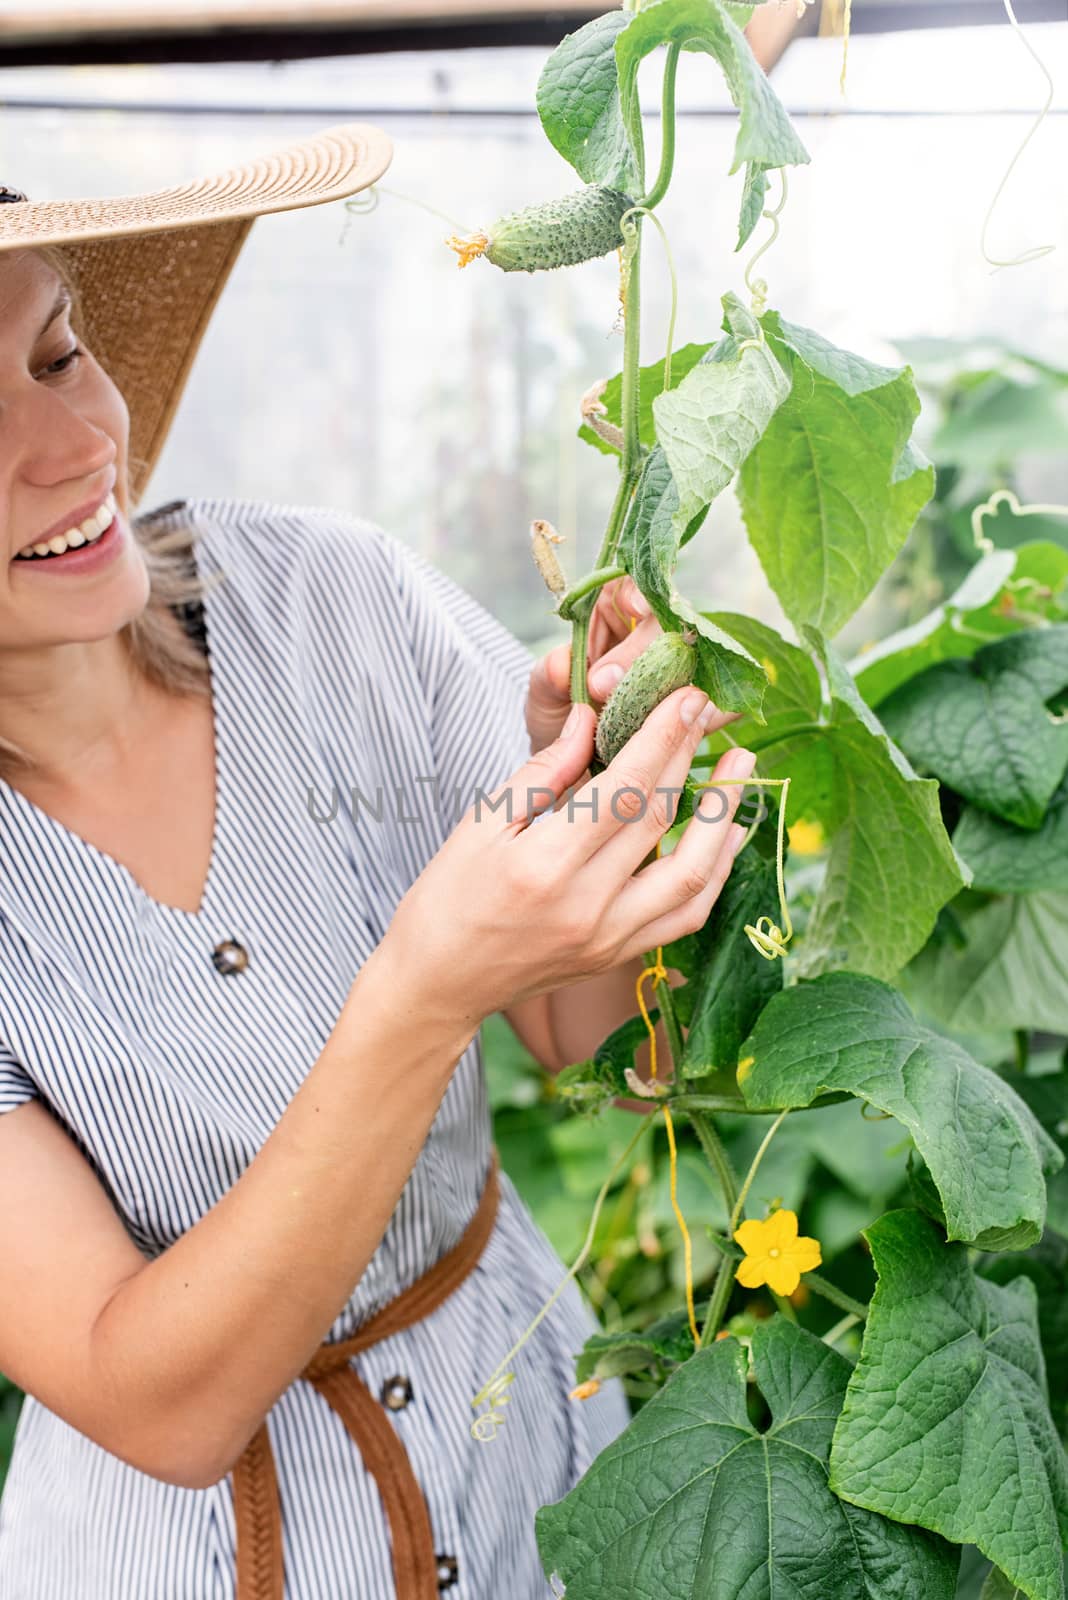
[0,121,392,505]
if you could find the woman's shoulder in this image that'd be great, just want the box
[146,495,393,574]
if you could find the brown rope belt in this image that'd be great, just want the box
[231,1151,500,1599]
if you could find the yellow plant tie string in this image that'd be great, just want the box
[622,617,795,1344]
[816,0,853,96]
[979,0,1057,272]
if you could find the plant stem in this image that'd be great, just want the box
[698,1256,735,1347]
[641,43,680,211]
[770,1290,798,1322]
[804,1273,868,1321]
[569,608,593,704]
[557,565,627,619]
[688,1110,739,1214]
[669,1093,747,1115]
[822,1312,860,1348]
[729,1109,789,1233]
[619,223,644,488]
[1014,1028,1030,1072]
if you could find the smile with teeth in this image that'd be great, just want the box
[14,492,118,561]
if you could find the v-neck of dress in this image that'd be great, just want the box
[0,518,229,924]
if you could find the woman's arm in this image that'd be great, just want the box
[91,939,477,1488]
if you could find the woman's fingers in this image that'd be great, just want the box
[612,747,757,950]
[588,613,664,701]
[534,685,720,874]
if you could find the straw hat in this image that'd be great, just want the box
[0,121,392,505]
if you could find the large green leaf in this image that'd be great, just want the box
[979,1229,1068,1442]
[876,625,1068,829]
[954,771,1068,893]
[677,844,783,1077]
[736,313,934,638]
[536,12,640,191]
[614,0,809,192]
[903,890,1068,1037]
[620,446,770,722]
[578,342,713,457]
[703,614,968,979]
[536,1317,957,1600]
[849,542,1068,709]
[737,971,1061,1249]
[829,1210,1068,1600]
[652,298,790,534]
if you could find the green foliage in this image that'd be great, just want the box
[537,1319,958,1599]
[737,314,935,638]
[738,973,1061,1249]
[677,844,783,1079]
[469,4,1068,1594]
[830,1211,1068,1600]
[702,614,969,980]
[652,297,790,533]
[904,889,1068,1037]
[848,541,1068,708]
[877,626,1068,829]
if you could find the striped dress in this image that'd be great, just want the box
[0,498,631,1599]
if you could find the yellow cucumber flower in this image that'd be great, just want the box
[734,1208,822,1297]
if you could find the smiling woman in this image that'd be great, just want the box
[0,121,757,1600]
[0,244,218,777]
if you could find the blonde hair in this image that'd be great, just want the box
[0,244,227,779]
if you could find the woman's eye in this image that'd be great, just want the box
[41,345,83,376]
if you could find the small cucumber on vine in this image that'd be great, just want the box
[446,185,634,273]
[595,631,698,766]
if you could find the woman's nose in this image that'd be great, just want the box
[17,388,115,488]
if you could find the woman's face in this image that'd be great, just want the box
[0,249,149,652]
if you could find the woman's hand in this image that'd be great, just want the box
[380,684,757,1030]
[525,575,740,754]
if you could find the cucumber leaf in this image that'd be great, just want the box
[737,313,934,638]
[903,889,1068,1037]
[829,1210,1068,1600]
[536,1318,958,1600]
[953,770,1068,893]
[615,0,810,185]
[620,446,769,721]
[876,625,1068,830]
[737,159,770,249]
[737,971,1061,1250]
[677,844,783,1078]
[574,1309,694,1385]
[536,12,641,192]
[703,615,968,980]
[652,302,791,534]
[577,342,713,457]
[850,541,1068,708]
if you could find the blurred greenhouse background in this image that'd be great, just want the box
[2,8,1067,1565]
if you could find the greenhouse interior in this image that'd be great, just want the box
[0,2,1065,1597]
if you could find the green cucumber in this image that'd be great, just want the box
[595,632,699,766]
[447,186,634,274]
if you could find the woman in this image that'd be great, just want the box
[0,125,756,1597]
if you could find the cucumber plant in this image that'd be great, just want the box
[451,4,1068,1596]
